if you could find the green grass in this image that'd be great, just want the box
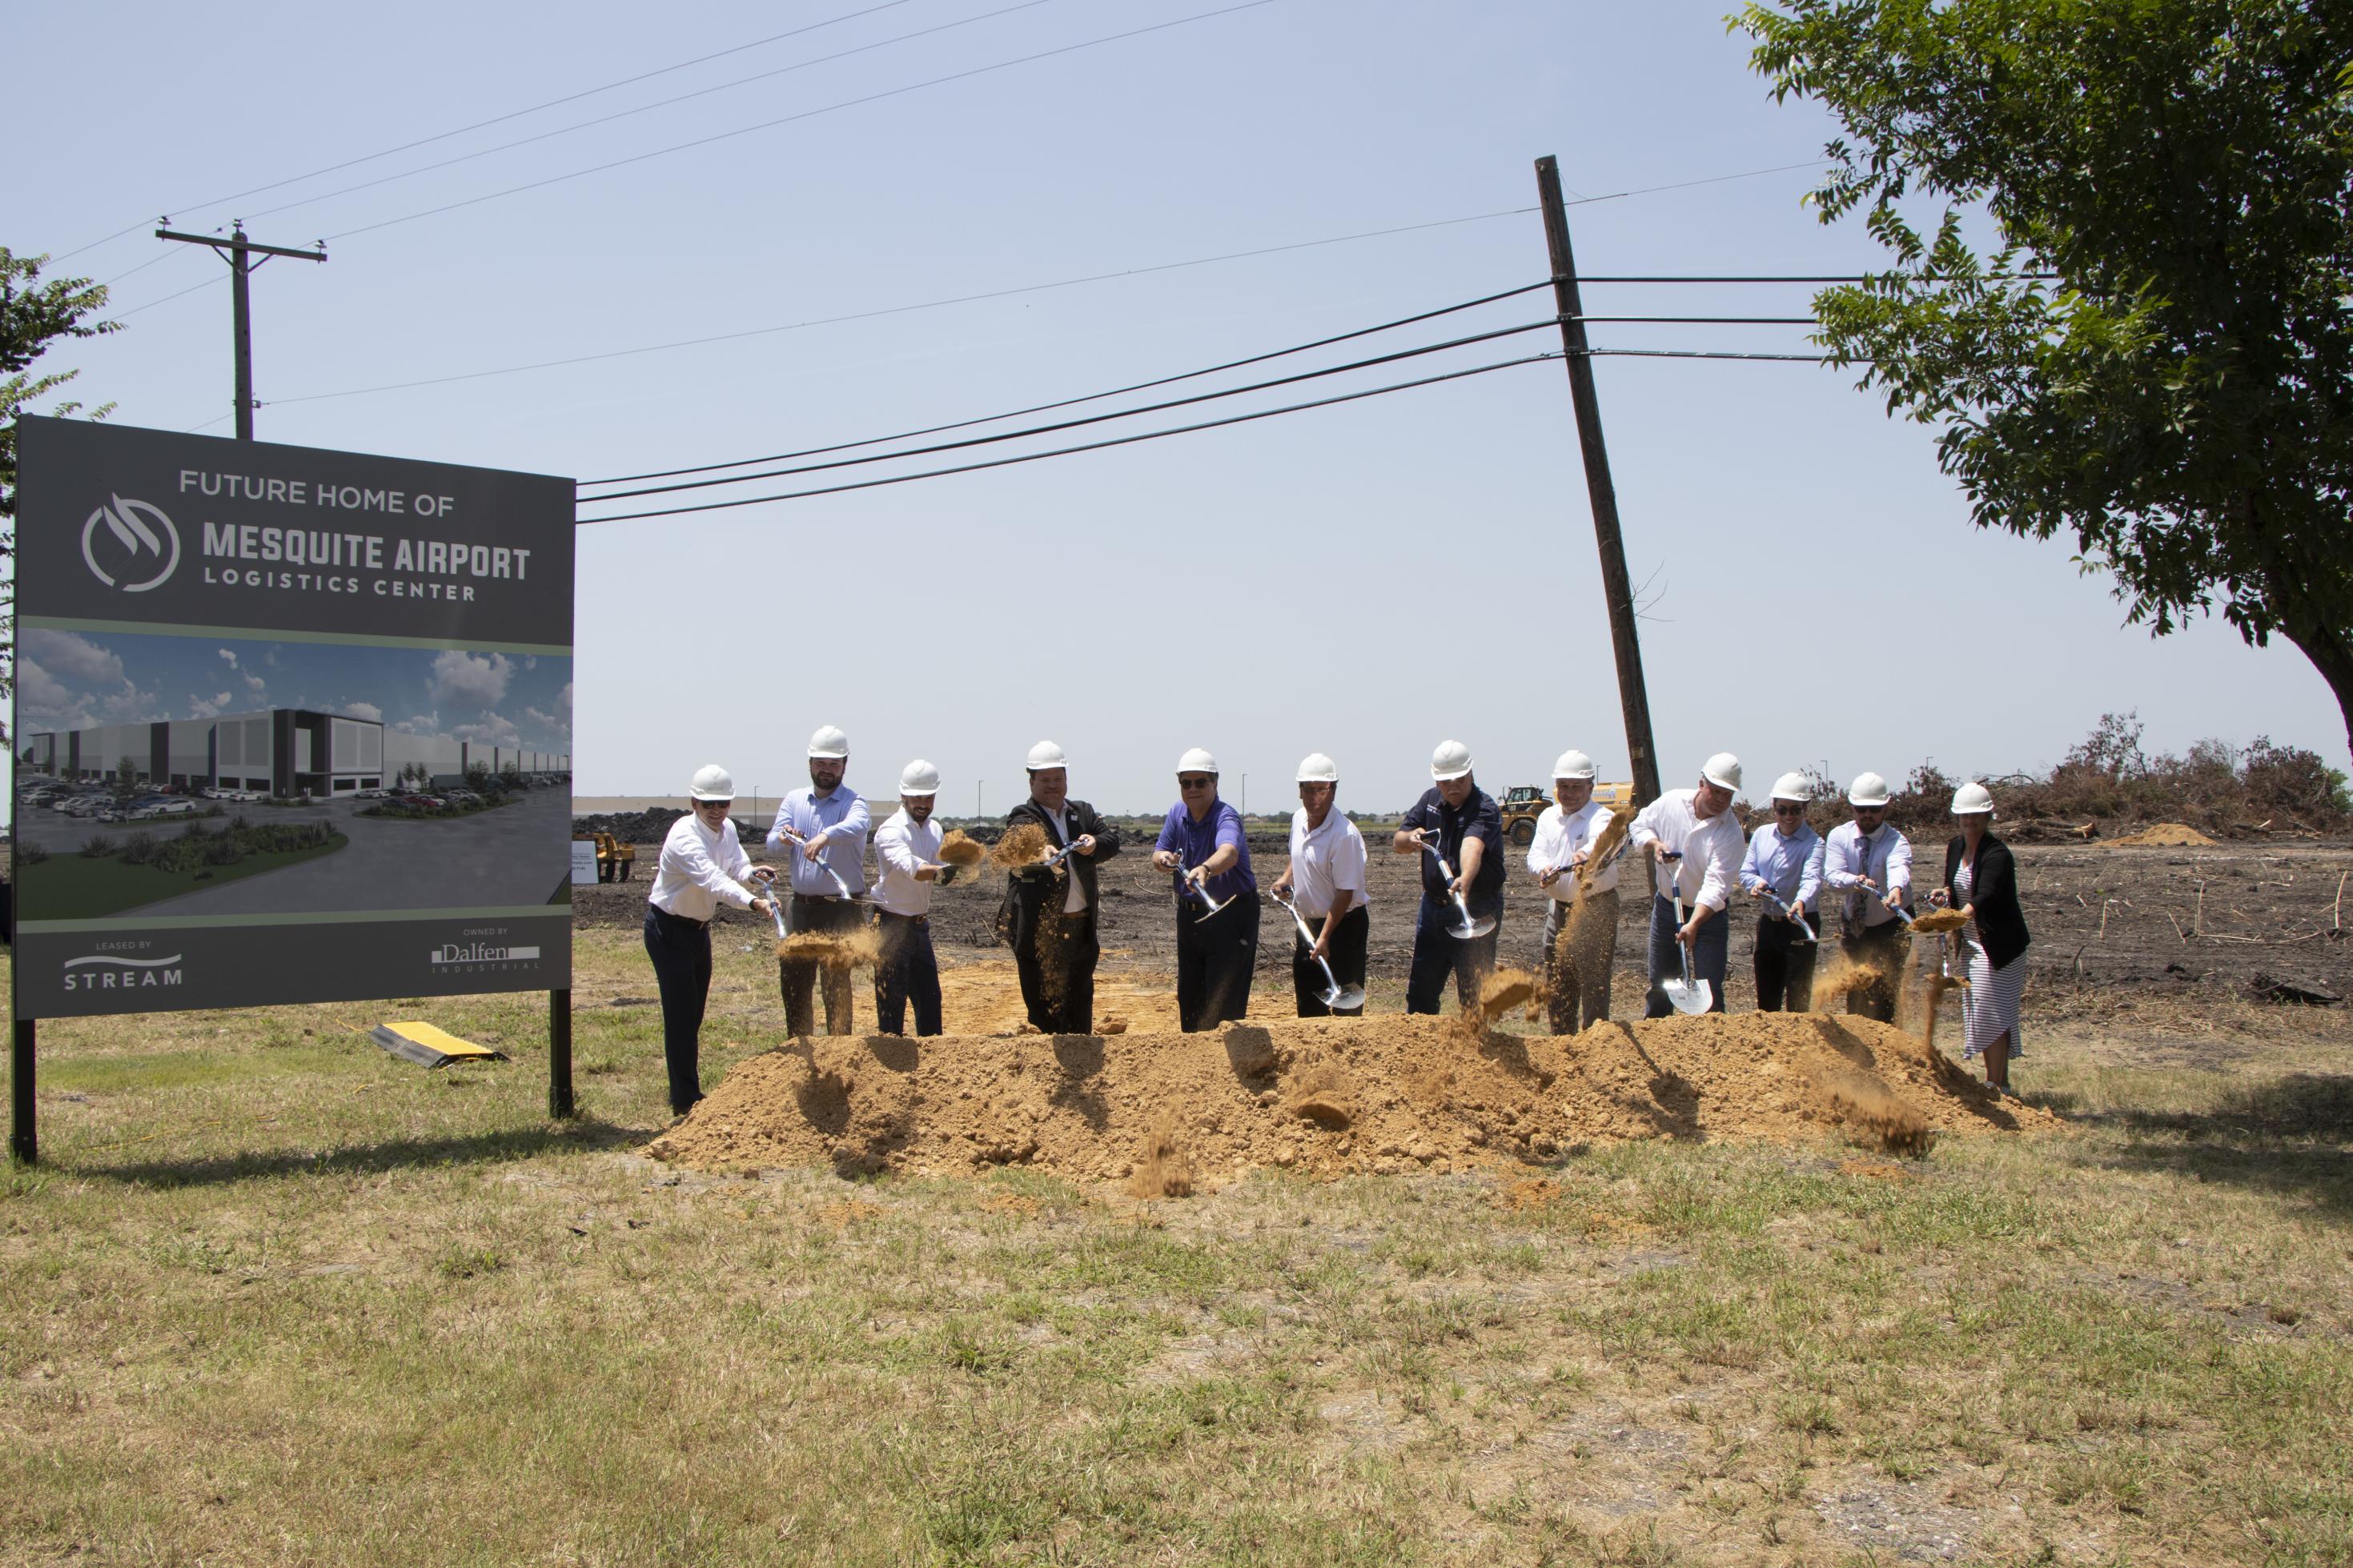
[2,932,2350,1565]
[16,832,350,920]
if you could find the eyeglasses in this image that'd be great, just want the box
[1772,804,1805,816]
[1178,776,1214,789]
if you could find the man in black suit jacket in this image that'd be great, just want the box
[998,740,1122,1033]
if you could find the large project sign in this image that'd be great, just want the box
[11,416,574,1017]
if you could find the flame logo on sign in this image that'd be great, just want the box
[81,494,181,592]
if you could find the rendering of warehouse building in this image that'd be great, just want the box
[21,711,568,797]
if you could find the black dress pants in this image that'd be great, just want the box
[1176,893,1259,1032]
[1291,903,1368,1017]
[643,904,712,1115]
[1753,912,1817,1013]
[873,911,942,1037]
[1017,910,1099,1034]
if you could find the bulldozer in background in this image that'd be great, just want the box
[1498,780,1638,847]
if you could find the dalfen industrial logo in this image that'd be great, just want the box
[431,940,544,972]
[81,494,181,592]
[62,952,187,993]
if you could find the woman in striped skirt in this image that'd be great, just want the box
[1932,781,2030,1096]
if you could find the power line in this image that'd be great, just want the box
[577,351,1559,523]
[48,0,920,263]
[1576,347,1853,363]
[1571,315,1818,325]
[584,316,1563,501]
[255,211,1545,415]
[581,280,1553,486]
[243,0,1063,226]
[117,275,224,318]
[324,2,1282,242]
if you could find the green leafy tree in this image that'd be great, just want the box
[2,249,117,744]
[1738,2,2353,756]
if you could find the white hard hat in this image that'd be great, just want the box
[1177,747,1219,775]
[1295,752,1338,784]
[1701,752,1743,791]
[1770,771,1812,804]
[1951,780,1995,816]
[900,759,941,796]
[1026,739,1066,771]
[808,724,849,759]
[689,764,734,801]
[1552,749,1596,781]
[1431,739,1474,781]
[1849,771,1892,808]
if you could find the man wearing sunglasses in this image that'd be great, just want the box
[1824,771,1913,1021]
[644,764,776,1117]
[1740,772,1827,1013]
[1151,748,1259,1030]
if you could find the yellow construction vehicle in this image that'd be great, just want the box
[1499,781,1637,847]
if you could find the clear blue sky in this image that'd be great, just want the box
[14,1,2345,815]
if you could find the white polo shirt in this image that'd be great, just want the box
[1287,806,1368,920]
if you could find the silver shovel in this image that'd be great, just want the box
[1270,889,1367,1012]
[1761,891,1817,944]
[1662,887,1713,1015]
[774,827,863,902]
[1415,833,1496,940]
[1172,860,1231,918]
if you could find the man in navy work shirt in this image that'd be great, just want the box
[1150,747,1259,1030]
[1391,739,1505,1015]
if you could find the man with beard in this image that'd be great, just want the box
[766,724,869,1036]
[870,759,949,1037]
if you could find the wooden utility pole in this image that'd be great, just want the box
[155,223,327,439]
[1534,156,1660,804]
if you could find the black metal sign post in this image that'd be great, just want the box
[10,416,576,1164]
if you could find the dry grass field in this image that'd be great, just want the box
[5,928,2351,1566]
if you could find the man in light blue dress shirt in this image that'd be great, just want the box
[1740,772,1826,1012]
[767,724,871,1036]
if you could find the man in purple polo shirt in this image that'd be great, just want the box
[1150,747,1260,1031]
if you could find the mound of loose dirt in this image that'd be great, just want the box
[2106,822,2218,848]
[645,1009,2055,1184]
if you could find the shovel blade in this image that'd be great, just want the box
[1321,984,1367,1012]
[1448,915,1497,940]
[1664,978,1713,1016]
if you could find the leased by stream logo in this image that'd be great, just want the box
[82,495,182,592]
[62,952,185,992]
[431,941,541,969]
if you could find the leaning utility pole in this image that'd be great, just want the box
[1534,156,1660,804]
[155,223,327,440]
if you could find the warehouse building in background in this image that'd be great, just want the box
[20,711,568,796]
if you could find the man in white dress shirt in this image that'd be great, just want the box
[1823,770,1913,1022]
[644,764,775,1116]
[766,724,871,1037]
[870,759,948,1037]
[1269,752,1369,1017]
[1528,748,1621,1034]
[1627,753,1747,1017]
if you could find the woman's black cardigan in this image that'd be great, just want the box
[1942,832,2030,970]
